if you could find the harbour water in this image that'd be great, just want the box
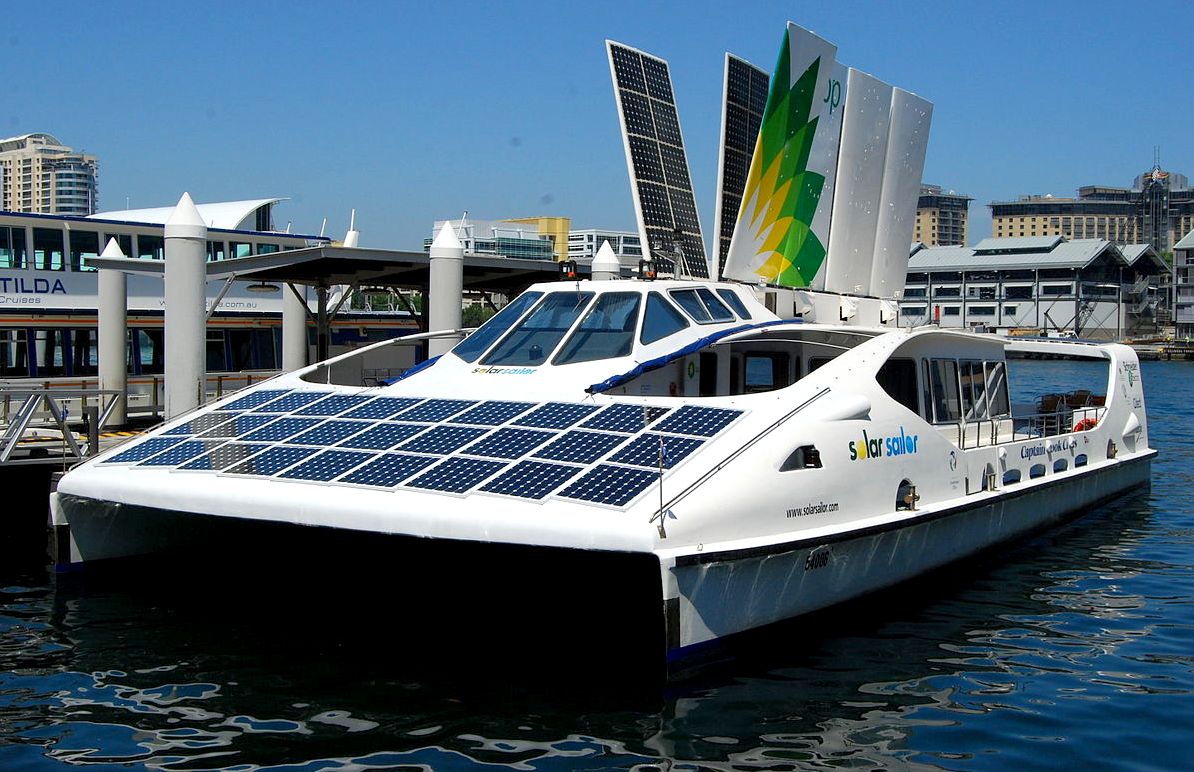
[2,360,1191,770]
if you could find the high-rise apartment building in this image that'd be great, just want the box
[989,165,1193,254]
[0,133,99,216]
[914,185,971,246]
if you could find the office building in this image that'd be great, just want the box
[0,133,99,216]
[914,185,971,246]
[566,229,643,268]
[989,165,1194,254]
[1175,228,1194,337]
[425,217,563,260]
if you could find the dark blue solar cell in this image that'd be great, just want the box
[398,425,487,455]
[450,400,536,426]
[559,465,658,506]
[392,398,477,422]
[340,453,438,487]
[294,394,373,416]
[513,402,600,429]
[198,413,278,438]
[341,397,424,420]
[608,433,704,469]
[286,420,370,446]
[251,391,329,413]
[220,389,290,411]
[240,417,322,442]
[180,442,269,471]
[581,404,670,433]
[532,430,628,464]
[480,460,582,500]
[338,422,428,450]
[138,440,225,467]
[460,427,554,459]
[224,446,317,476]
[653,405,742,437]
[104,436,185,464]
[279,449,373,481]
[407,457,506,493]
[163,412,238,436]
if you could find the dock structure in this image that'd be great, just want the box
[0,386,129,468]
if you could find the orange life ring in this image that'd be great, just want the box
[1073,418,1097,432]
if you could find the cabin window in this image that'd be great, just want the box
[985,361,1011,416]
[699,352,718,396]
[257,243,280,254]
[1075,453,1088,467]
[450,291,543,363]
[138,234,164,260]
[103,233,133,260]
[1054,458,1068,472]
[1030,463,1046,479]
[0,226,27,268]
[482,292,594,366]
[71,329,97,375]
[135,329,165,374]
[929,359,961,423]
[961,360,988,420]
[669,288,734,324]
[808,356,834,373]
[33,228,65,270]
[877,358,920,414]
[206,330,228,371]
[640,292,690,344]
[231,242,253,259]
[68,230,100,272]
[207,241,227,262]
[1003,469,1022,485]
[716,288,752,319]
[744,352,790,392]
[554,292,641,365]
[0,329,29,376]
[32,329,66,376]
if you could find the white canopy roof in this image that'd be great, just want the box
[89,197,286,232]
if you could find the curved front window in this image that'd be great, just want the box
[481,292,594,366]
[450,291,543,363]
[554,292,642,365]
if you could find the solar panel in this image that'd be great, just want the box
[252,391,328,413]
[513,402,599,430]
[398,425,488,455]
[714,54,768,277]
[224,446,317,476]
[340,452,438,488]
[220,389,290,411]
[451,400,536,426]
[559,464,658,507]
[406,457,506,494]
[393,398,476,423]
[581,404,669,433]
[198,413,277,439]
[103,436,185,464]
[480,460,582,500]
[338,422,428,450]
[341,397,424,420]
[240,417,322,442]
[460,426,554,459]
[138,439,225,467]
[532,430,628,465]
[654,405,742,437]
[163,412,238,436]
[608,433,704,469]
[286,420,370,446]
[294,394,373,416]
[179,442,269,471]
[278,449,374,482]
[608,41,708,279]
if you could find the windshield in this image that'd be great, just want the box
[554,292,642,365]
[449,291,543,363]
[481,292,594,366]
[670,288,735,323]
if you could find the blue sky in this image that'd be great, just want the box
[6,1,1190,247]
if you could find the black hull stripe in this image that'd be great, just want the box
[674,450,1156,567]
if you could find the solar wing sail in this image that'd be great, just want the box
[607,40,709,279]
[713,54,768,281]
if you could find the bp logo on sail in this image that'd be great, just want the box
[849,427,919,461]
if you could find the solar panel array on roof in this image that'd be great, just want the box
[608,41,708,279]
[221,389,290,411]
[101,389,746,508]
[715,54,769,278]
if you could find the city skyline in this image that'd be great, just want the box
[5,0,1191,249]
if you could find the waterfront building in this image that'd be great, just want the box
[503,216,571,260]
[0,133,99,216]
[1175,228,1194,338]
[424,218,560,260]
[914,185,971,246]
[901,236,1166,340]
[566,228,643,266]
[989,165,1194,254]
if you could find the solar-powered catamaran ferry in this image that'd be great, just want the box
[52,22,1153,674]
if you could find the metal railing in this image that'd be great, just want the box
[0,387,124,466]
[955,403,1106,450]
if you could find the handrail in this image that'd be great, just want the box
[0,387,125,464]
[953,404,1107,450]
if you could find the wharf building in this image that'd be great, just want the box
[0,133,99,216]
[567,228,643,267]
[989,166,1194,255]
[425,218,565,260]
[1175,228,1194,338]
[900,235,1167,340]
[914,185,971,246]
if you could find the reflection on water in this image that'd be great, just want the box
[2,361,1192,770]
